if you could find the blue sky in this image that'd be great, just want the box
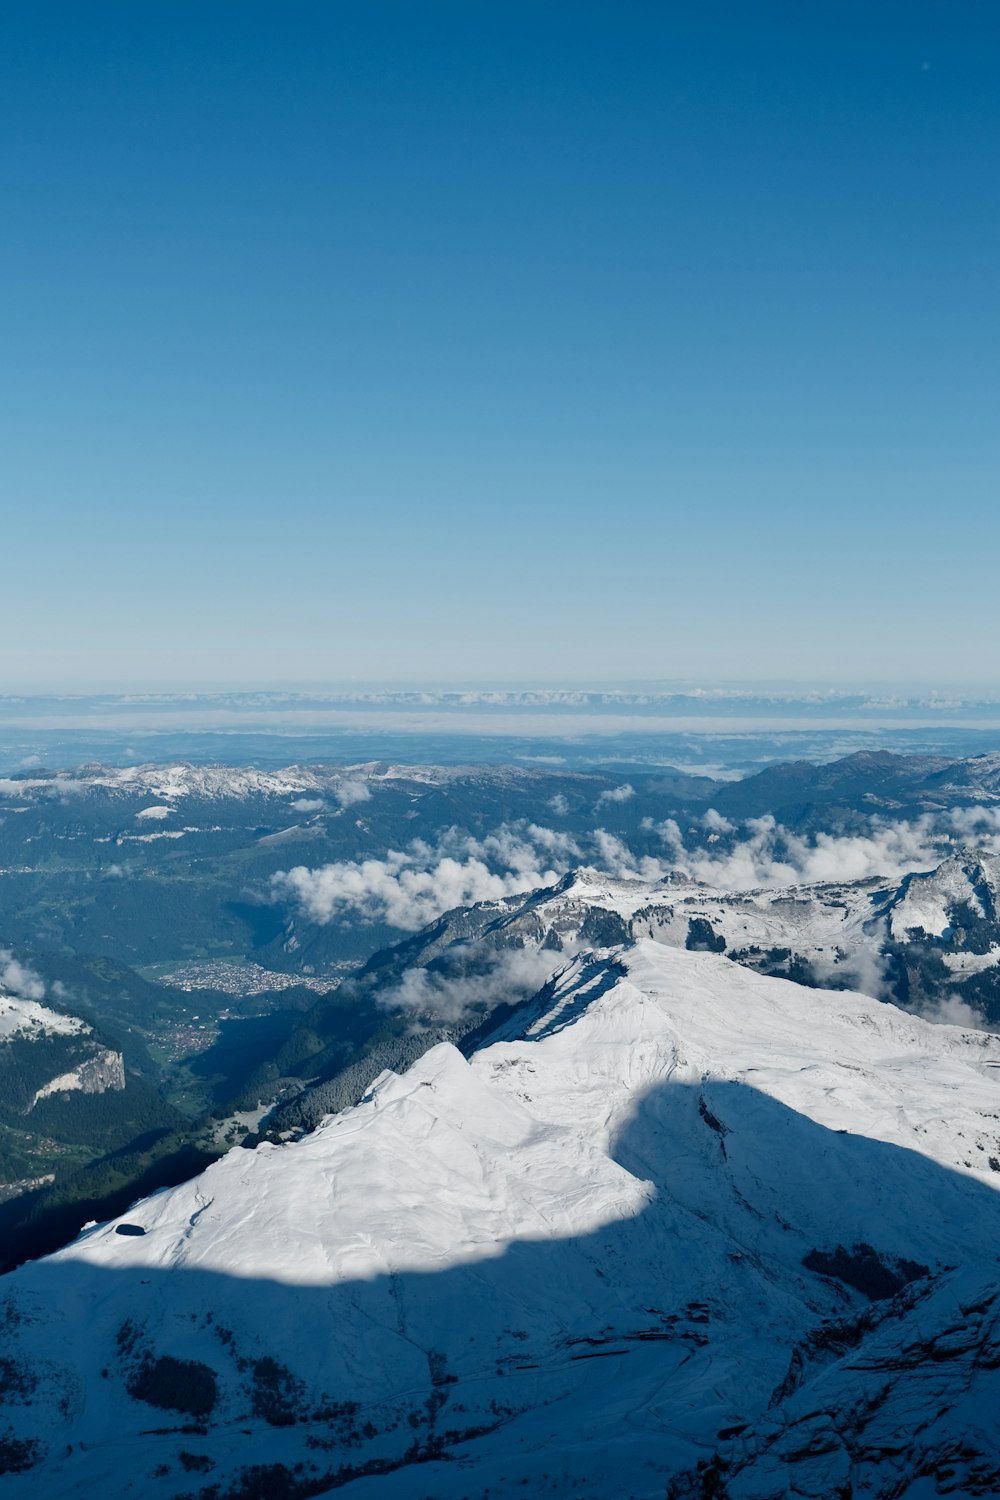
[2,2,998,690]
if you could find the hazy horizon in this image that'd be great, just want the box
[5,683,1000,778]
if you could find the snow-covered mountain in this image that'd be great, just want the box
[500,855,1000,1022]
[632,850,1000,1023]
[0,759,611,804]
[0,984,125,1128]
[0,967,191,1263]
[258,853,1000,1140]
[3,917,1000,1497]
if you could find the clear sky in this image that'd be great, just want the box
[2,2,998,690]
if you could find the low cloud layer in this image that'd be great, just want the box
[0,776,86,800]
[589,830,669,882]
[380,946,558,1023]
[912,993,990,1031]
[333,779,371,808]
[272,821,572,932]
[0,950,45,1002]
[595,783,634,807]
[273,799,997,942]
[949,806,1000,849]
[660,813,941,891]
[807,945,891,1003]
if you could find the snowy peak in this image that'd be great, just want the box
[488,855,1000,1024]
[889,848,1000,940]
[4,934,1000,1497]
[0,987,125,1119]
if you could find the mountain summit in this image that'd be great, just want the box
[3,907,1000,1497]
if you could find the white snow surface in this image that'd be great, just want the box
[531,858,1000,1003]
[889,852,999,940]
[5,940,1000,1497]
[0,991,87,1041]
[62,942,1000,1284]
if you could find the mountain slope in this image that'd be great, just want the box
[258,852,1000,1140]
[0,980,171,1188]
[2,937,1000,1497]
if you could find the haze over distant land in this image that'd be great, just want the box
[3,4,998,688]
[4,686,1000,775]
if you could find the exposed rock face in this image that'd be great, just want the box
[29,1047,125,1109]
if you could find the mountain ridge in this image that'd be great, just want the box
[3,929,1000,1496]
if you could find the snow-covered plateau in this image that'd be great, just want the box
[3,913,1000,1499]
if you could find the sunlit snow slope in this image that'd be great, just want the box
[3,939,1000,1498]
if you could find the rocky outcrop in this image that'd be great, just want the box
[29,1047,125,1108]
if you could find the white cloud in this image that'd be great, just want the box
[290,798,325,813]
[477,822,581,866]
[676,814,939,891]
[647,817,686,858]
[272,820,577,932]
[590,830,668,882]
[949,806,1000,849]
[525,822,581,858]
[52,776,86,797]
[595,783,634,807]
[333,780,371,808]
[914,993,990,1031]
[273,848,561,932]
[136,805,171,821]
[273,852,536,930]
[702,808,734,834]
[429,820,581,874]
[0,776,85,800]
[0,950,45,1002]
[272,803,971,939]
[807,945,891,1002]
[379,946,558,1023]
[548,793,569,817]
